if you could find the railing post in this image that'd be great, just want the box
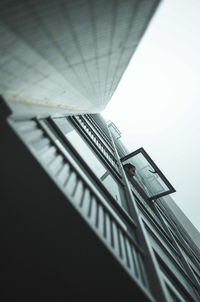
[154,202,200,298]
[108,129,171,302]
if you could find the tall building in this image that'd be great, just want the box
[1,1,200,301]
[0,0,160,114]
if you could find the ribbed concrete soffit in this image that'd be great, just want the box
[0,0,159,114]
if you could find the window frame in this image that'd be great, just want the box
[121,147,176,201]
[43,116,138,233]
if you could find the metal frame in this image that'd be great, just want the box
[153,203,200,295]
[84,114,114,152]
[121,147,176,201]
[156,252,199,302]
[69,116,122,181]
[5,115,155,301]
[42,116,139,234]
[108,130,172,302]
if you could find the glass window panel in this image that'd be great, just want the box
[123,153,168,198]
[66,130,122,205]
[121,148,175,200]
[53,118,123,206]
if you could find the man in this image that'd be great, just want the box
[123,163,136,178]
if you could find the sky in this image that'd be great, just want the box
[102,0,200,232]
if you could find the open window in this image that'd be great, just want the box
[121,148,176,201]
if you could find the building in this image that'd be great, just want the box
[0,0,160,114]
[1,107,200,301]
[1,1,200,301]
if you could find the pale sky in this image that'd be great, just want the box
[103,0,200,232]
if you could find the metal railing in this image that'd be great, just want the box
[12,118,153,300]
[85,114,114,151]
[71,115,119,172]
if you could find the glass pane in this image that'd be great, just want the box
[123,152,169,198]
[53,118,123,206]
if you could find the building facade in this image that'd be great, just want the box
[1,1,200,301]
[0,0,160,114]
[1,106,200,301]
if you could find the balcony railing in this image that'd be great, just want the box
[11,117,154,301]
[86,114,114,151]
[71,115,119,173]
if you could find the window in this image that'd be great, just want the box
[121,147,176,201]
[66,128,122,204]
[51,117,128,210]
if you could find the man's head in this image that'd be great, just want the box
[123,163,136,177]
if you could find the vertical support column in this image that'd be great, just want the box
[153,202,200,298]
[107,128,171,302]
